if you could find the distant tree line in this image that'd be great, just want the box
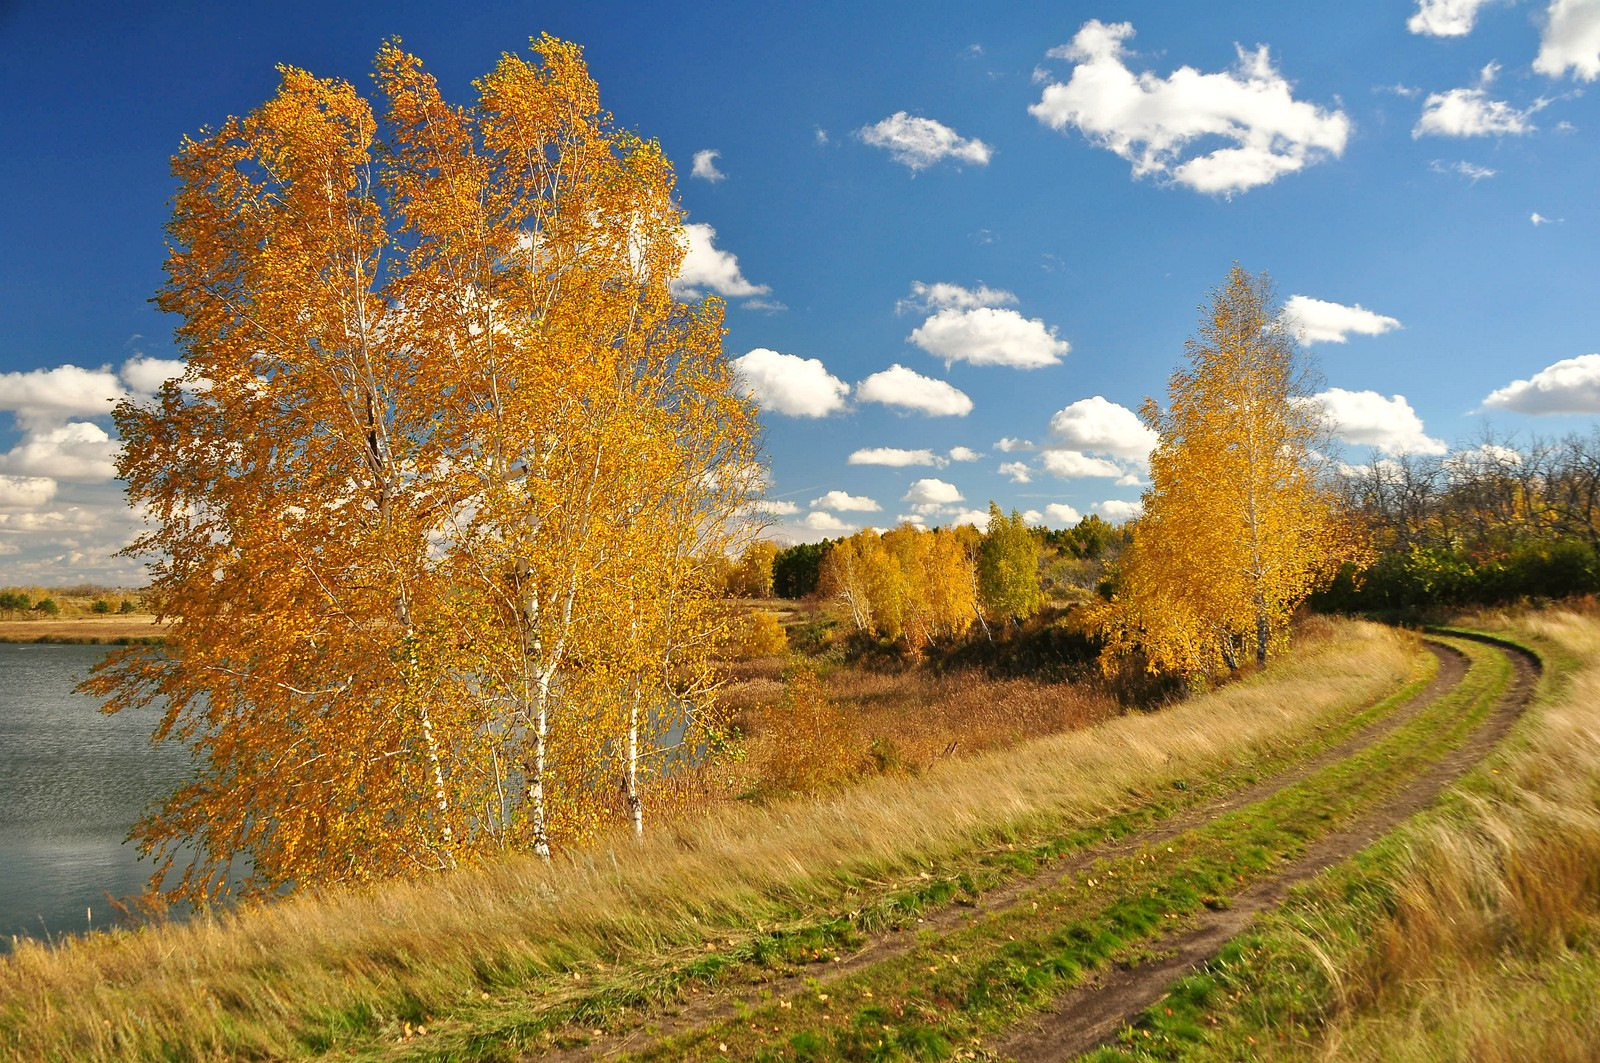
[1314,430,1600,613]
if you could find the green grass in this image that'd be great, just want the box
[1089,615,1600,1062]
[585,637,1514,1061]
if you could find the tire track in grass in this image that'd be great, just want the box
[511,642,1469,1062]
[993,636,1538,1063]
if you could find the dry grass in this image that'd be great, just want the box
[1166,606,1600,1063]
[0,620,1418,1061]
[0,615,165,643]
[1304,608,1600,1061]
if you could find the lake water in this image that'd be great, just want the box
[0,643,190,945]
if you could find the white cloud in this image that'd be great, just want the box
[1408,0,1497,37]
[902,478,964,506]
[1047,396,1158,461]
[732,348,850,418]
[858,112,993,171]
[1535,0,1600,81]
[0,421,120,482]
[811,490,881,512]
[762,500,801,516]
[855,364,973,416]
[120,356,186,395]
[1444,442,1525,479]
[690,149,726,182]
[802,511,857,534]
[0,364,127,429]
[1041,449,1126,479]
[1283,295,1403,345]
[1483,353,1600,413]
[849,447,947,467]
[1094,499,1143,522]
[948,446,981,462]
[1044,502,1083,526]
[897,281,1017,314]
[1030,20,1351,195]
[1531,211,1557,224]
[0,475,57,509]
[946,508,992,529]
[999,461,1033,483]
[1431,159,1497,181]
[995,437,1035,452]
[672,222,771,299]
[1310,388,1448,455]
[909,307,1069,369]
[1414,65,1547,137]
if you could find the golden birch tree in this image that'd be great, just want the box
[86,37,758,903]
[1092,266,1362,676]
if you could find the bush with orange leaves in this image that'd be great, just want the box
[743,667,864,796]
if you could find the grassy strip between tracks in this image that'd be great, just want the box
[0,622,1422,1062]
[486,635,1509,1063]
[1088,611,1599,1063]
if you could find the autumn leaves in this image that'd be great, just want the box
[1090,267,1364,675]
[88,38,757,902]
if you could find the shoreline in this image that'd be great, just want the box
[0,617,168,645]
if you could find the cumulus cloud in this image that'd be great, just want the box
[1310,388,1448,454]
[946,508,992,529]
[1044,502,1083,525]
[0,421,120,481]
[0,364,126,429]
[1414,64,1547,137]
[802,511,857,534]
[1483,353,1600,413]
[690,149,726,182]
[120,356,187,395]
[855,364,973,416]
[909,307,1069,369]
[848,447,946,467]
[1535,0,1600,80]
[1040,449,1126,479]
[0,475,57,509]
[762,500,801,515]
[995,437,1035,452]
[1094,499,1143,522]
[858,112,993,171]
[1444,442,1525,479]
[948,446,981,462]
[672,222,771,299]
[1030,19,1351,195]
[1283,295,1403,345]
[811,490,881,512]
[1409,0,1498,36]
[1531,211,1557,225]
[732,348,850,418]
[902,478,964,507]
[1048,396,1157,461]
[999,461,1033,483]
[897,281,1017,314]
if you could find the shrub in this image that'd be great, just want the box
[32,598,60,616]
[92,599,113,614]
[731,609,788,658]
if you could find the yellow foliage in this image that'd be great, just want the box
[85,37,759,903]
[1090,266,1369,677]
[732,609,788,658]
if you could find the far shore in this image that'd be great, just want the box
[0,615,168,644]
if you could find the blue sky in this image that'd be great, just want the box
[1,0,1598,583]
